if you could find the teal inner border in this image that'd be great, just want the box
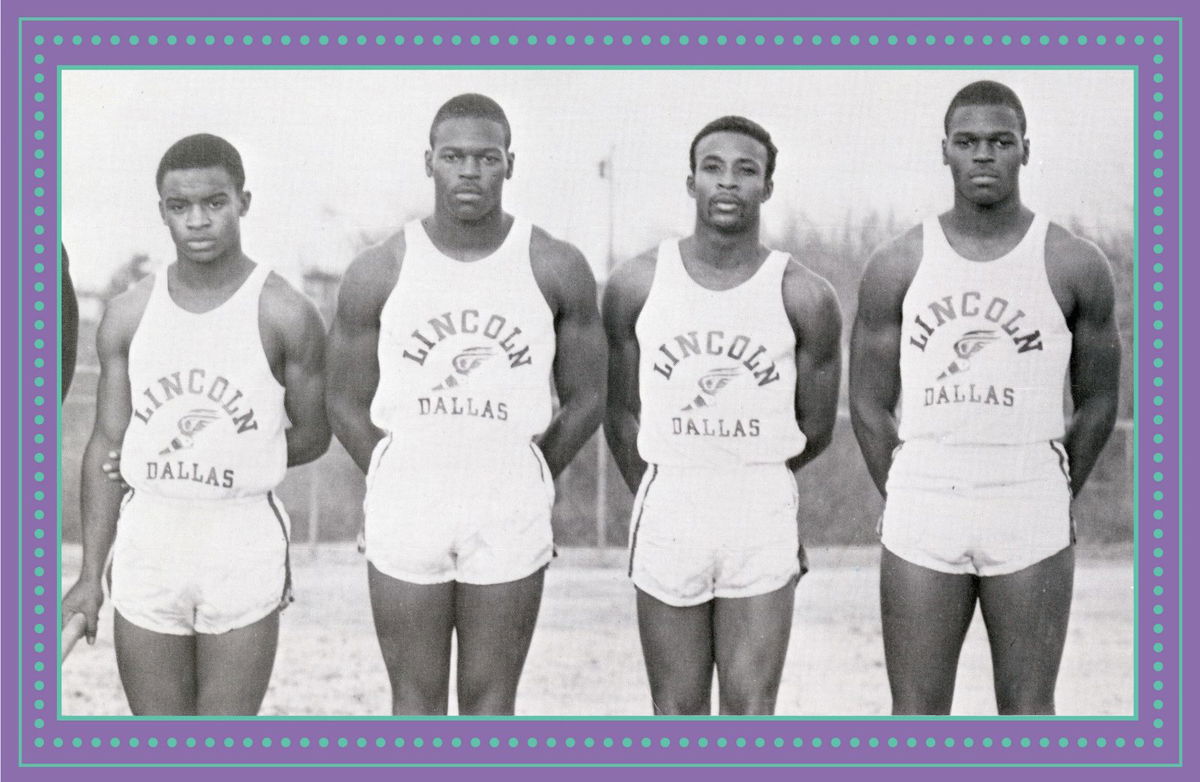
[17,22,27,759]
[50,61,1143,726]
[16,15,1190,21]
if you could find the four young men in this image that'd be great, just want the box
[64,81,1120,716]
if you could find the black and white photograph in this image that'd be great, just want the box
[59,68,1134,717]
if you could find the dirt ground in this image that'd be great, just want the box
[60,543,1134,717]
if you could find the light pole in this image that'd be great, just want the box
[596,147,616,546]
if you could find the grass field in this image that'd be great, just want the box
[61,543,1134,718]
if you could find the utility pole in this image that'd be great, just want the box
[596,147,615,546]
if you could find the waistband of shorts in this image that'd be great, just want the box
[645,461,790,476]
[898,439,1065,453]
[124,490,278,508]
[375,438,547,470]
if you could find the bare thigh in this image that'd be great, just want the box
[712,580,796,715]
[454,568,545,715]
[114,610,197,716]
[635,588,714,715]
[979,545,1075,715]
[194,609,280,715]
[880,547,978,715]
[367,563,455,715]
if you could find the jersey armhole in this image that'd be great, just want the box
[255,270,290,395]
[895,223,929,319]
[774,253,802,344]
[123,272,164,367]
[1037,219,1075,331]
[372,230,409,337]
[526,222,561,318]
[632,245,669,336]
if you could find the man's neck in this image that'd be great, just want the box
[948,191,1028,237]
[173,249,252,290]
[686,220,764,270]
[425,209,513,257]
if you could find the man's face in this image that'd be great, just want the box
[425,116,513,222]
[157,166,250,264]
[687,131,773,234]
[942,104,1029,207]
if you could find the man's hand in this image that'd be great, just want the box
[101,450,127,489]
[61,577,104,648]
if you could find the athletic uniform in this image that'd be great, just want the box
[113,264,291,635]
[630,239,806,607]
[364,218,556,585]
[882,214,1073,575]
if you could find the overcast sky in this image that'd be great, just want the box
[62,68,1132,293]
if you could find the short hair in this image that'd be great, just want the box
[943,80,1027,136]
[155,133,246,193]
[689,115,778,181]
[429,93,512,148]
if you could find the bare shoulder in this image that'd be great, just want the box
[781,256,842,337]
[261,270,324,337]
[337,230,405,323]
[346,230,405,290]
[854,223,924,323]
[863,223,923,291]
[530,225,588,270]
[529,225,596,301]
[782,257,838,310]
[605,247,658,308]
[98,273,156,352]
[1045,221,1114,289]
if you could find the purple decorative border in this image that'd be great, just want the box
[2,0,1187,776]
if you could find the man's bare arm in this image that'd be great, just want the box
[601,253,654,493]
[531,233,606,478]
[849,231,920,497]
[1055,231,1121,496]
[61,289,141,644]
[326,243,397,473]
[268,278,331,467]
[785,265,842,473]
[62,245,78,399]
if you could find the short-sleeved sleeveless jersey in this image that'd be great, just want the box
[897,214,1072,444]
[121,264,288,498]
[635,239,806,466]
[369,218,556,461]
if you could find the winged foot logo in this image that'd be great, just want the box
[433,346,496,391]
[683,366,742,411]
[158,408,221,454]
[937,329,1000,380]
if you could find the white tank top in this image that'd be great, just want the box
[122,264,288,499]
[635,239,806,466]
[370,218,556,462]
[898,215,1071,444]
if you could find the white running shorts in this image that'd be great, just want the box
[880,439,1073,577]
[110,491,291,635]
[628,462,805,607]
